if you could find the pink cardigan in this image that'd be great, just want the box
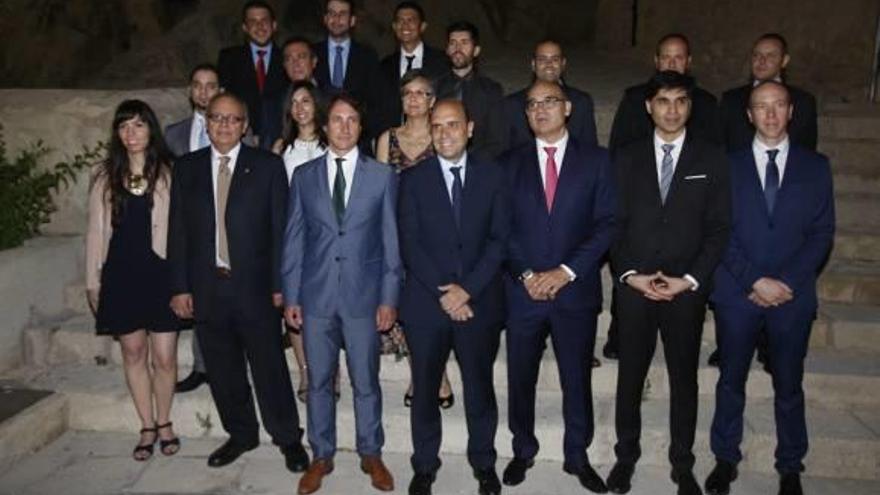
[85,170,171,291]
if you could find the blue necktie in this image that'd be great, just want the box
[659,143,675,204]
[450,166,463,230]
[765,149,780,214]
[332,45,344,88]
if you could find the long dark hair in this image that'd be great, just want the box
[99,99,172,226]
[280,81,327,149]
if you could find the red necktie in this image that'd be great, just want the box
[544,146,558,212]
[256,49,267,93]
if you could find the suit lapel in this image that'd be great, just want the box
[228,145,253,212]
[738,150,771,219]
[638,139,664,208]
[522,144,548,216]
[664,136,696,206]
[342,155,368,224]
[241,46,258,94]
[313,154,336,226]
[550,140,583,219]
[427,157,461,238]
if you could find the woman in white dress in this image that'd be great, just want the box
[272,80,332,402]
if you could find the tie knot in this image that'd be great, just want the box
[257,49,266,58]
[335,157,346,167]
[219,155,231,168]
[450,166,462,179]
[335,45,344,54]
[544,146,557,158]
[767,149,779,162]
[662,143,675,155]
[405,55,415,62]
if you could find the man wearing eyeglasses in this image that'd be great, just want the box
[501,80,615,493]
[503,39,598,151]
[168,93,309,472]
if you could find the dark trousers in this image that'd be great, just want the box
[710,297,813,474]
[199,275,302,447]
[613,287,705,473]
[507,307,599,468]
[405,319,501,474]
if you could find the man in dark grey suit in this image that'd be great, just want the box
[283,94,401,495]
[164,62,221,393]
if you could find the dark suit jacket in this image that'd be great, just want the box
[504,84,598,152]
[711,146,834,306]
[377,44,450,133]
[217,44,287,146]
[612,136,731,293]
[720,83,818,152]
[435,70,507,160]
[168,144,288,322]
[503,138,616,315]
[313,39,382,138]
[609,81,721,157]
[164,117,193,158]
[398,155,510,329]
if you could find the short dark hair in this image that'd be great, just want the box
[325,0,355,12]
[188,63,219,83]
[394,1,426,22]
[533,37,564,57]
[644,70,695,100]
[242,1,275,21]
[755,32,788,54]
[446,20,479,44]
[326,93,364,122]
[749,80,792,106]
[399,68,434,92]
[282,36,316,58]
[656,33,690,56]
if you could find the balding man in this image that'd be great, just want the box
[399,99,510,495]
[502,80,615,493]
[706,81,833,495]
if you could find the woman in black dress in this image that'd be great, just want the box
[85,100,181,461]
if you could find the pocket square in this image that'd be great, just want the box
[684,174,707,180]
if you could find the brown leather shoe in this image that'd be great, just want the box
[297,459,334,495]
[360,455,394,491]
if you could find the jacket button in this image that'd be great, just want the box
[334,256,341,262]
[338,230,345,236]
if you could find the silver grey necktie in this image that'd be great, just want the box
[659,143,675,204]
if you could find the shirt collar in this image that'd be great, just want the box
[536,130,569,151]
[438,151,468,170]
[653,129,686,150]
[402,42,424,58]
[249,42,272,62]
[328,146,359,166]
[329,37,351,51]
[211,142,242,168]
[753,134,790,156]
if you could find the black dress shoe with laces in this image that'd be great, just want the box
[564,462,608,493]
[705,460,737,495]
[408,472,436,495]
[779,473,803,495]
[176,370,207,393]
[474,468,501,495]
[671,470,703,495]
[280,442,310,473]
[606,462,634,494]
[207,438,258,467]
[502,457,534,486]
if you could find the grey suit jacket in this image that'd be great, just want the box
[164,117,193,158]
[281,153,402,317]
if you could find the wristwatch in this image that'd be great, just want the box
[519,269,535,283]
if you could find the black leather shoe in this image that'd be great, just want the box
[408,472,435,495]
[474,468,501,495]
[606,462,634,494]
[564,462,608,493]
[502,457,534,486]
[602,341,619,360]
[757,349,773,374]
[176,370,207,393]
[705,460,737,495]
[707,349,720,367]
[207,438,257,467]
[280,442,310,473]
[671,470,703,495]
[779,473,803,495]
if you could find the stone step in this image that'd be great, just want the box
[11,364,879,481]
[819,107,880,141]
[833,171,880,195]
[0,383,67,474]
[836,192,880,230]
[63,282,89,315]
[818,261,880,305]
[832,228,880,263]
[819,303,880,352]
[820,139,880,177]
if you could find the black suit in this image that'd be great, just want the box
[217,44,287,148]
[398,154,510,475]
[435,70,507,159]
[313,38,382,140]
[611,135,730,474]
[609,81,721,156]
[168,144,301,448]
[720,83,817,152]
[504,84,598,151]
[377,44,450,134]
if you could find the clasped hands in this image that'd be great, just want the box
[749,277,793,307]
[524,267,572,301]
[438,283,473,322]
[626,271,693,301]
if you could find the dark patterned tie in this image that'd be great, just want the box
[450,166,463,230]
[332,45,344,88]
[332,157,346,225]
[659,143,674,204]
[405,55,415,74]
[765,149,780,214]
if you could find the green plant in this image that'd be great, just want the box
[0,124,105,250]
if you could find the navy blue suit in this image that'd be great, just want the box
[710,145,834,474]
[398,154,510,475]
[502,138,616,468]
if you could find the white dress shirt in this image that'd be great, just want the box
[752,136,790,188]
[211,143,241,268]
[326,147,358,205]
[437,152,467,201]
[653,129,686,184]
[282,139,325,183]
[399,42,425,76]
[188,112,209,153]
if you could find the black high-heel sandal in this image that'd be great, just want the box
[156,422,180,456]
[133,425,157,461]
[438,393,455,410]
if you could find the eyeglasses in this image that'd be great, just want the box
[525,96,565,111]
[207,114,246,125]
[402,89,433,99]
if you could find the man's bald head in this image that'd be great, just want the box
[431,99,473,162]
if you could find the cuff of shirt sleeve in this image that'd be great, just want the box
[560,264,577,281]
[684,274,700,291]
[619,269,637,284]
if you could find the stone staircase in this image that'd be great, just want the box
[1,104,879,486]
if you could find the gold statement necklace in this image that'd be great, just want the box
[127,174,147,196]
